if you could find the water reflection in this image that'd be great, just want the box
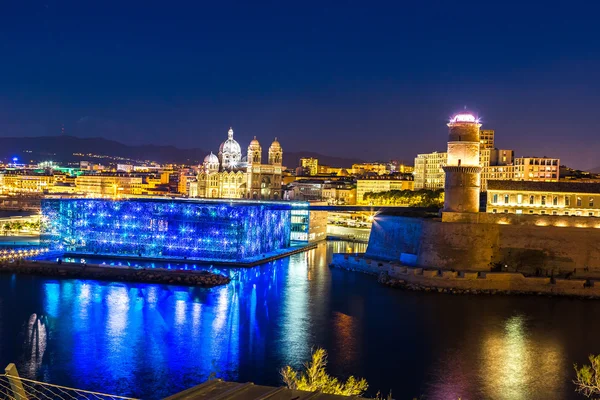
[23,314,46,376]
[0,242,594,400]
[480,314,563,400]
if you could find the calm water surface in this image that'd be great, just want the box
[0,241,598,399]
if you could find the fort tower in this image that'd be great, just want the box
[442,112,482,213]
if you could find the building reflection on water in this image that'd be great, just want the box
[480,314,563,400]
[0,241,592,400]
[25,248,323,398]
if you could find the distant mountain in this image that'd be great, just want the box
[0,135,364,168]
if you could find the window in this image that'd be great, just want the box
[492,194,498,204]
[504,194,509,204]
[565,196,570,206]
[589,212,594,217]
[577,197,582,207]
[541,196,546,205]
[517,194,523,204]
[552,211,557,215]
[529,195,535,205]
[516,209,523,214]
[541,210,546,214]
[492,209,497,213]
[565,211,569,215]
[590,198,594,207]
[529,210,534,214]
[553,196,558,206]
[504,209,508,213]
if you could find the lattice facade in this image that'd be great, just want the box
[41,198,300,261]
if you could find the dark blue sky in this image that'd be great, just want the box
[1,1,599,168]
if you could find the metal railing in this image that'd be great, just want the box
[0,364,138,400]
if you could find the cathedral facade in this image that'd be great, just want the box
[196,128,283,200]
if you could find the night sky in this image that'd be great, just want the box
[1,1,599,169]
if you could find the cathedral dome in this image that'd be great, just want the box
[219,128,242,155]
[204,152,219,164]
[249,136,261,147]
[269,137,281,150]
[219,128,242,169]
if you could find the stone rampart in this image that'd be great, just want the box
[332,254,600,297]
[366,214,600,275]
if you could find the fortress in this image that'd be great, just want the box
[363,112,600,277]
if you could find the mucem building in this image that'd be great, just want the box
[41,198,315,262]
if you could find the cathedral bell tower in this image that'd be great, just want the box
[442,112,482,213]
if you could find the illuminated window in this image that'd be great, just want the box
[517,194,523,204]
[504,194,509,204]
[577,197,582,207]
[516,209,522,214]
[590,198,594,207]
[529,196,535,205]
[541,196,546,205]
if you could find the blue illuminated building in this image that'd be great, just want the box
[41,198,310,261]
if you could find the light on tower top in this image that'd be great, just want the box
[450,113,477,123]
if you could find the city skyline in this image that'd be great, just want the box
[1,2,600,170]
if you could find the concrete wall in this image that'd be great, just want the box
[366,214,600,275]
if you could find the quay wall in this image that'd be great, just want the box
[332,254,600,297]
[366,215,600,275]
[0,260,231,287]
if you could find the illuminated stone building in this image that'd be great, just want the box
[356,177,414,205]
[514,157,559,181]
[0,173,55,194]
[299,157,319,176]
[413,152,447,190]
[196,128,283,200]
[442,112,482,213]
[75,174,145,197]
[321,181,356,205]
[351,162,390,176]
[284,180,356,204]
[479,129,495,150]
[486,180,600,217]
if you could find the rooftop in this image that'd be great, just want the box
[487,180,600,194]
[165,379,368,400]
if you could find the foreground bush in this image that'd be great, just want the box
[281,348,368,396]
[574,354,600,397]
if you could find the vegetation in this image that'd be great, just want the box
[574,354,600,398]
[281,348,368,396]
[1,220,41,235]
[363,189,444,208]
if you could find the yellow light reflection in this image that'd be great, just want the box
[481,315,563,399]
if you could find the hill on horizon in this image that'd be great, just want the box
[0,135,364,168]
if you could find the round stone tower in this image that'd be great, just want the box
[442,112,482,213]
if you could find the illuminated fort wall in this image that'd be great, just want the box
[41,198,304,261]
[366,214,600,275]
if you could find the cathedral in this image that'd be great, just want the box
[195,128,283,200]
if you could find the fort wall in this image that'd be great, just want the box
[366,214,600,275]
[332,254,600,297]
